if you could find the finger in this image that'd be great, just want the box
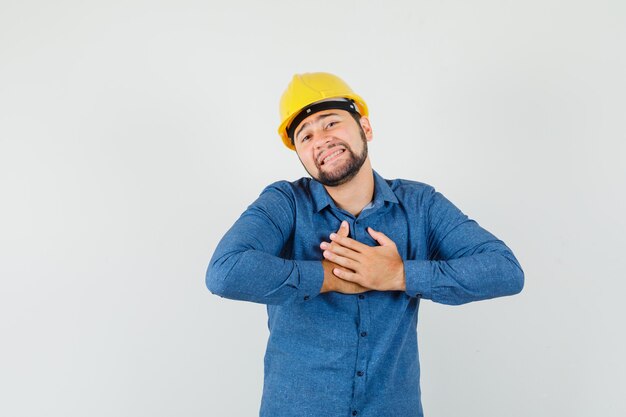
[324,241,362,261]
[333,267,360,283]
[337,220,350,238]
[322,240,360,259]
[320,237,360,254]
[367,227,395,247]
[320,220,349,249]
[329,233,369,253]
[323,250,359,271]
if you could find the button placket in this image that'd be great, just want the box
[350,292,371,414]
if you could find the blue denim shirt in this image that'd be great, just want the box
[206,171,524,417]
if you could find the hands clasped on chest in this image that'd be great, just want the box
[319,221,406,294]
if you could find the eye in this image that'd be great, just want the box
[300,134,311,143]
[326,121,338,129]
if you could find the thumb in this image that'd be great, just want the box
[337,220,350,238]
[367,227,394,246]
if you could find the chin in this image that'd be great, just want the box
[315,165,360,187]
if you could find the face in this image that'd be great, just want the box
[292,109,373,187]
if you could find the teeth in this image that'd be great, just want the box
[323,149,343,164]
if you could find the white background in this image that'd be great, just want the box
[1,1,625,416]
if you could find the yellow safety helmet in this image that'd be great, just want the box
[278,72,369,150]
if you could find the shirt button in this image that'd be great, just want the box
[360,331,367,337]
[352,411,358,416]
[358,294,365,299]
[357,371,364,377]
[303,295,310,301]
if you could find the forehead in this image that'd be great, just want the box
[294,109,351,133]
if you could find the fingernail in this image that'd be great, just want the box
[341,221,347,228]
[320,242,328,249]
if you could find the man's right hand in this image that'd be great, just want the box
[320,221,369,294]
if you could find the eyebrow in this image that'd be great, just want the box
[294,112,340,140]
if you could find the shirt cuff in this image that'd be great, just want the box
[293,260,324,302]
[403,260,432,299]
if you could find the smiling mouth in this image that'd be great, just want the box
[320,149,345,165]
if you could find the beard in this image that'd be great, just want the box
[312,129,368,187]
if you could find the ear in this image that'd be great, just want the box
[359,116,374,142]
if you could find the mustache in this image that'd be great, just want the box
[315,141,351,164]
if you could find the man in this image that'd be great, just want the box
[206,72,524,417]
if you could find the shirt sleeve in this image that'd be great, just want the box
[403,187,524,305]
[205,182,324,306]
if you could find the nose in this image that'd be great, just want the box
[313,132,332,149]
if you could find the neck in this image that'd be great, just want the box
[324,159,375,217]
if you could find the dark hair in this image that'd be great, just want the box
[350,111,362,126]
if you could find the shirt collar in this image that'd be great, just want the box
[310,170,399,213]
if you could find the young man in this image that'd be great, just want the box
[206,72,524,417]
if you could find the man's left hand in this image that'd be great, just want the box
[320,222,406,292]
